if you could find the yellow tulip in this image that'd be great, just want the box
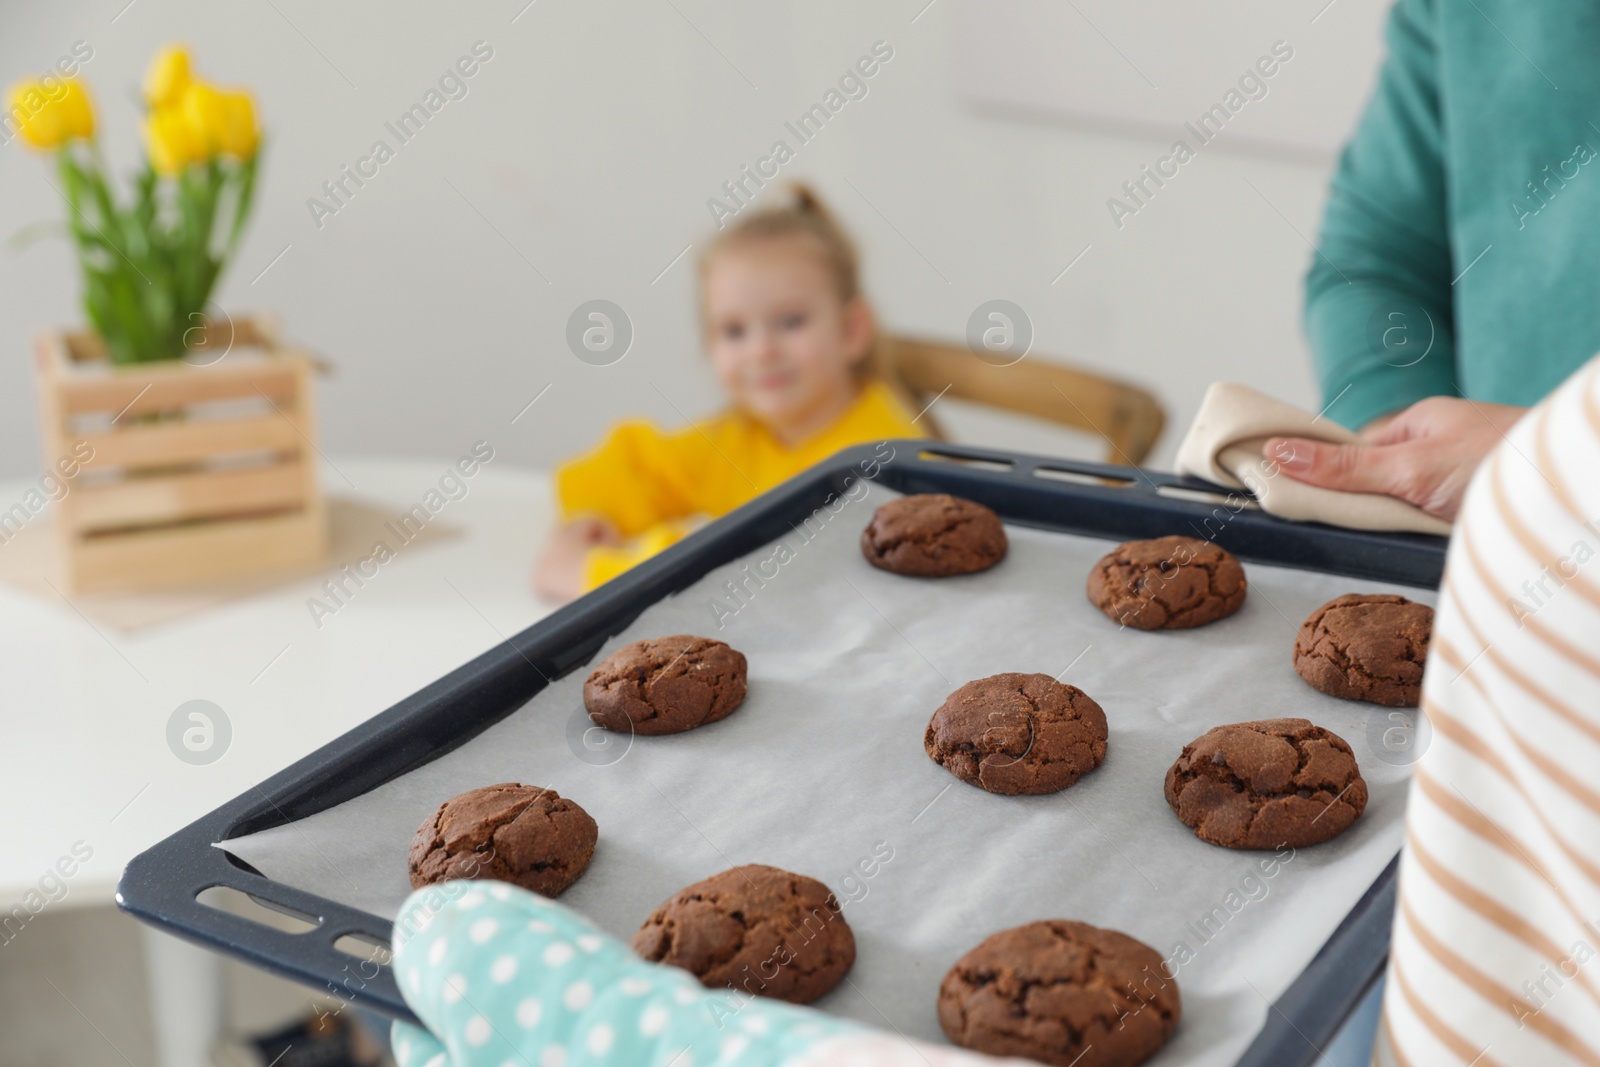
[215,90,259,159]
[179,82,258,160]
[6,77,95,150]
[180,81,225,155]
[144,45,192,110]
[145,105,205,176]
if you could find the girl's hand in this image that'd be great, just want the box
[533,517,622,602]
[1263,396,1528,522]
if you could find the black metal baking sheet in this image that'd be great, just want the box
[117,440,1445,1065]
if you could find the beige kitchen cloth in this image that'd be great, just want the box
[1174,381,1452,537]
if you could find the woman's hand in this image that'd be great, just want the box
[1263,396,1528,522]
[533,516,622,602]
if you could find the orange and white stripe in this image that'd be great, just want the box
[1375,355,1600,1067]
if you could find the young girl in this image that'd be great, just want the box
[534,185,924,601]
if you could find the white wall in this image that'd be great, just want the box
[0,0,1383,479]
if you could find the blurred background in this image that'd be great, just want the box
[0,0,1390,1064]
[1,0,1389,477]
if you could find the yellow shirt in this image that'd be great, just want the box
[557,380,923,589]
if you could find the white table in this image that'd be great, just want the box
[0,458,560,1065]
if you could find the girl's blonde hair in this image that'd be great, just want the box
[699,183,883,380]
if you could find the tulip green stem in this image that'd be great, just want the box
[52,137,258,364]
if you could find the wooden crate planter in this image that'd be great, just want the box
[33,317,329,594]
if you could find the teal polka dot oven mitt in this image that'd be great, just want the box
[388,881,1022,1067]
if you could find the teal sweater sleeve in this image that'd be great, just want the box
[1306,0,1460,431]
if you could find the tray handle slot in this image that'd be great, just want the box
[1033,466,1137,487]
[913,447,1015,472]
[1157,484,1262,509]
[332,932,394,968]
[150,853,414,1018]
[195,884,321,934]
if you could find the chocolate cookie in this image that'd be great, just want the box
[408,783,597,896]
[583,635,747,735]
[1165,718,1367,850]
[925,673,1109,796]
[1293,593,1433,707]
[631,864,855,1004]
[939,920,1180,1067]
[1086,535,1247,630]
[860,493,1007,577]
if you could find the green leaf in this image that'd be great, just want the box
[225,150,260,258]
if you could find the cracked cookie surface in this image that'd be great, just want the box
[1293,593,1432,707]
[1086,535,1246,630]
[938,919,1180,1067]
[860,493,1007,577]
[925,673,1109,795]
[584,635,747,735]
[1164,718,1367,849]
[630,864,855,1004]
[408,783,597,896]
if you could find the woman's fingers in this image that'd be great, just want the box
[1262,436,1406,497]
[1261,397,1529,522]
[1264,435,1466,519]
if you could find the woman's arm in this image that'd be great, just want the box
[1373,358,1600,1065]
[1305,0,1460,432]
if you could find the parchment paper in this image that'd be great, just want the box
[222,484,1432,1066]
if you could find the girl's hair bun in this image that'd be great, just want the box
[704,182,860,303]
[792,182,824,214]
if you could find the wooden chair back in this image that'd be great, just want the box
[877,334,1165,466]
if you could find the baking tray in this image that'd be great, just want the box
[117,440,1445,1066]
